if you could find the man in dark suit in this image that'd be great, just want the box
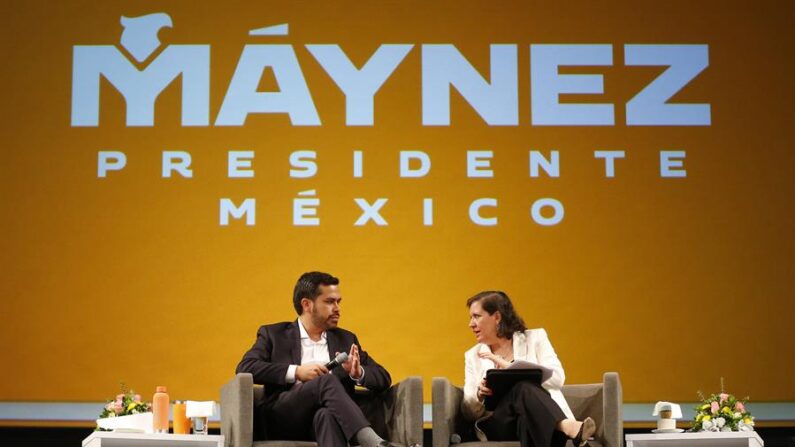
[236,271,398,447]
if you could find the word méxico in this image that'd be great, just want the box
[72,43,710,127]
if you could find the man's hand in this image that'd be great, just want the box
[477,378,493,402]
[340,344,363,380]
[296,364,328,382]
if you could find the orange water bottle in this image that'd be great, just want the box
[152,386,170,433]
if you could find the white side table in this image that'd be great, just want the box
[626,431,763,447]
[82,432,225,447]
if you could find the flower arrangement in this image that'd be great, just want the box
[692,379,754,432]
[96,383,151,430]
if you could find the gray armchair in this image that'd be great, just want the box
[432,372,622,447]
[221,373,424,447]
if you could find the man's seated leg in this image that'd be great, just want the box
[312,408,347,447]
[267,374,370,442]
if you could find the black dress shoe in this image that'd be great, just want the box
[572,417,596,447]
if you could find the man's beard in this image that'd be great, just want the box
[311,307,339,329]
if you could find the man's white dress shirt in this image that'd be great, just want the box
[286,318,364,384]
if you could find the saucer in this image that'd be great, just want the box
[652,428,684,434]
[113,428,146,433]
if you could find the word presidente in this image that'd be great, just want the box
[97,149,686,227]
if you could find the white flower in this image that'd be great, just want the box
[721,426,732,432]
[734,412,742,419]
[715,417,726,428]
[738,421,754,432]
[702,420,716,432]
[738,417,755,432]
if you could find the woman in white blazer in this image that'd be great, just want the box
[461,291,596,447]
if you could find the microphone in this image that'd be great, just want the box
[324,352,349,370]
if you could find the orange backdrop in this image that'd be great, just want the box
[1,0,794,404]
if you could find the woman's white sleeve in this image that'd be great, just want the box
[537,329,566,390]
[461,351,486,420]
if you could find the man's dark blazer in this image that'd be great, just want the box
[236,320,392,404]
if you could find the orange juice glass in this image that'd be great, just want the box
[173,401,190,434]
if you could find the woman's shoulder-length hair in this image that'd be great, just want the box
[466,290,527,339]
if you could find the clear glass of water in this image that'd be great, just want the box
[192,416,209,435]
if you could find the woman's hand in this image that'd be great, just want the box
[477,379,493,402]
[478,351,512,369]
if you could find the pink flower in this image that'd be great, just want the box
[736,402,745,412]
[116,394,125,401]
[113,402,123,415]
[105,402,115,412]
[134,394,141,402]
[711,401,720,414]
[719,393,729,404]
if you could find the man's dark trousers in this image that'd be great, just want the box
[267,373,370,446]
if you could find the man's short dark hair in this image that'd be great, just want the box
[293,271,340,315]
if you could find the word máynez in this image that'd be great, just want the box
[73,43,710,127]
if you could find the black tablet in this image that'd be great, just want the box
[483,368,544,411]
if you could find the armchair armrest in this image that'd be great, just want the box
[602,372,623,447]
[432,377,464,447]
[356,377,423,446]
[562,372,623,447]
[221,373,254,447]
[388,376,424,446]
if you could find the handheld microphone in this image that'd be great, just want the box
[324,352,349,370]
